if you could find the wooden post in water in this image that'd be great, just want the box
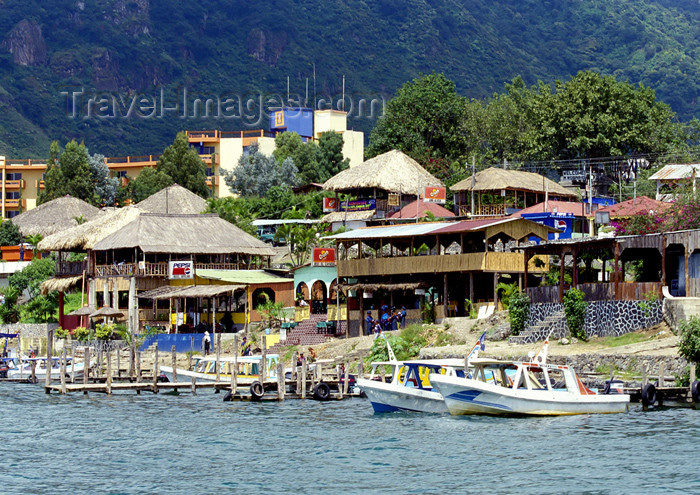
[463,354,469,378]
[231,334,238,395]
[315,362,322,389]
[658,362,665,387]
[301,360,307,399]
[343,361,349,395]
[188,336,194,371]
[83,347,90,396]
[380,367,386,384]
[171,345,177,382]
[191,374,196,395]
[291,351,298,380]
[260,336,267,384]
[358,352,364,379]
[215,333,221,383]
[691,364,697,409]
[70,342,76,383]
[30,360,36,384]
[106,350,112,395]
[337,362,343,399]
[642,363,648,386]
[152,343,159,393]
[609,364,614,381]
[129,340,135,379]
[60,347,67,395]
[136,351,141,383]
[277,360,285,401]
[116,347,121,378]
[45,327,53,392]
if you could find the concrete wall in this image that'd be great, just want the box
[663,298,700,333]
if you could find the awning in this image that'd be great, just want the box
[322,210,376,223]
[338,282,426,292]
[139,284,247,300]
[40,276,82,295]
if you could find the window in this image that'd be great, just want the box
[206,168,213,176]
[116,171,127,178]
[4,210,18,218]
[5,191,20,199]
[6,173,22,180]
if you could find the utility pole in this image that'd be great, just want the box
[470,156,476,217]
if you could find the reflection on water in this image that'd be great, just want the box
[1,384,698,494]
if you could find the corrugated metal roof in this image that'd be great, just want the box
[648,164,700,181]
[329,222,454,240]
[197,269,293,285]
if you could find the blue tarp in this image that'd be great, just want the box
[0,333,18,338]
[139,333,204,354]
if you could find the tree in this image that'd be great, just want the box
[679,316,700,365]
[273,132,318,184]
[0,220,21,246]
[367,72,470,173]
[205,197,257,235]
[9,257,55,299]
[128,167,174,203]
[156,131,209,198]
[316,132,349,182]
[226,144,299,197]
[39,140,93,204]
[89,153,118,206]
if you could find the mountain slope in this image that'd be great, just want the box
[0,0,698,157]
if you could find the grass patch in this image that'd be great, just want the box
[598,332,648,348]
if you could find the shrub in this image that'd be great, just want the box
[73,326,91,341]
[496,282,517,309]
[563,288,587,341]
[55,327,70,339]
[420,300,435,324]
[679,316,700,365]
[637,291,659,318]
[95,323,114,340]
[509,289,530,336]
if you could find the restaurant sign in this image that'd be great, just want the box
[169,260,194,279]
[323,197,339,212]
[312,248,336,266]
[423,186,446,204]
[340,199,376,212]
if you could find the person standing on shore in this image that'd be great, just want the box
[203,331,211,356]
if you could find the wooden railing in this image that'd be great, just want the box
[4,198,25,209]
[527,285,560,304]
[94,262,249,277]
[6,159,46,167]
[35,180,45,189]
[457,204,506,217]
[186,129,272,141]
[56,260,87,276]
[206,176,220,187]
[528,281,662,303]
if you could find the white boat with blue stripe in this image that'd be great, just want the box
[430,359,630,416]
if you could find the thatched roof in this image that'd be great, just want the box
[12,196,101,237]
[136,184,207,214]
[40,276,82,295]
[68,305,95,316]
[38,206,141,252]
[338,282,426,292]
[37,185,210,252]
[451,167,576,198]
[90,307,124,318]
[92,213,276,256]
[139,284,246,299]
[322,150,443,195]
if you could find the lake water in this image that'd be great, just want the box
[2,384,698,494]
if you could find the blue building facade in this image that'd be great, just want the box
[270,108,314,141]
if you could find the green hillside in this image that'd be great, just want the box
[0,0,698,158]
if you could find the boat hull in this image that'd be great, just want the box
[356,378,448,413]
[431,375,629,416]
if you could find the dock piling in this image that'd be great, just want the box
[216,333,221,384]
[60,347,67,395]
[152,343,159,393]
[343,361,349,395]
[171,345,177,383]
[44,328,53,393]
[277,360,285,401]
[301,361,307,399]
[106,350,112,395]
[231,334,238,395]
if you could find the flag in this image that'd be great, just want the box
[467,331,487,362]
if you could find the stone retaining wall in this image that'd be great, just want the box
[0,323,58,338]
[526,300,663,340]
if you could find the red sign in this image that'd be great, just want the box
[169,261,193,279]
[323,197,339,212]
[423,186,446,204]
[312,248,336,266]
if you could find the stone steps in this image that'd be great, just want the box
[509,310,567,345]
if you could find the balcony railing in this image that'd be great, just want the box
[206,176,220,187]
[457,204,506,217]
[35,180,45,189]
[186,129,273,142]
[56,260,87,277]
[4,198,26,209]
[6,159,47,167]
[4,179,24,189]
[94,262,252,277]
[105,153,218,169]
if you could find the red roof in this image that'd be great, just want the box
[387,200,455,219]
[595,196,670,218]
[510,200,591,218]
[431,218,510,234]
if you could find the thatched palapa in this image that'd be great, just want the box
[323,150,443,195]
[37,184,210,252]
[38,206,141,252]
[136,184,207,214]
[40,276,82,295]
[92,213,275,256]
[12,195,101,237]
[451,167,576,197]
